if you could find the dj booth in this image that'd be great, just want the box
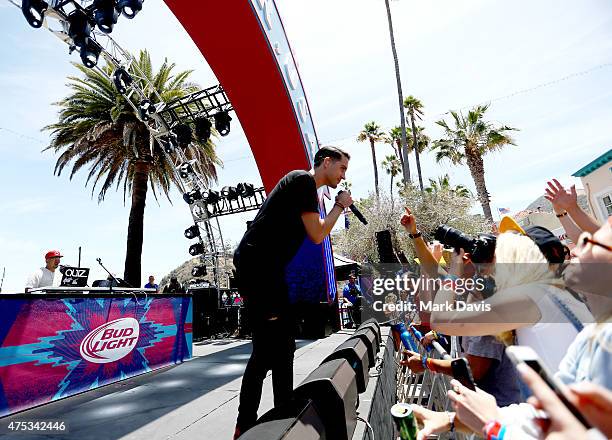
[0,287,192,417]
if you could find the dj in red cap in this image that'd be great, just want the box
[25,250,63,292]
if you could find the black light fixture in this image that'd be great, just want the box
[112,67,132,94]
[194,117,212,143]
[203,189,221,205]
[21,0,48,28]
[173,124,192,148]
[93,0,119,34]
[67,10,91,49]
[236,182,255,198]
[80,40,102,68]
[178,162,193,179]
[213,111,232,136]
[138,99,155,121]
[158,134,176,153]
[183,189,202,205]
[116,0,143,19]
[221,186,239,201]
[184,225,200,239]
[191,266,207,277]
[189,243,204,256]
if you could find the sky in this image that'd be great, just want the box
[0,0,610,292]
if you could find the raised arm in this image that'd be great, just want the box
[400,207,442,278]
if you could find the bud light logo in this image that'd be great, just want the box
[80,318,140,364]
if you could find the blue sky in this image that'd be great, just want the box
[1,0,610,292]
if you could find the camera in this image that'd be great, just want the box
[433,225,496,263]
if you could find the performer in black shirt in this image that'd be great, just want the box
[233,146,352,438]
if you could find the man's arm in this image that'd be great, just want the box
[301,192,352,244]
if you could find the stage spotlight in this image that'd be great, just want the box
[67,10,91,49]
[184,225,200,239]
[182,189,202,205]
[189,243,204,256]
[173,124,192,148]
[138,99,155,121]
[221,186,239,201]
[112,67,132,94]
[236,182,255,198]
[21,0,48,28]
[194,117,212,143]
[80,40,102,68]
[116,0,143,19]
[213,111,232,136]
[178,162,193,179]
[203,189,221,205]
[191,266,207,277]
[158,134,176,153]
[93,0,119,33]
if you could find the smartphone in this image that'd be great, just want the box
[506,345,591,428]
[450,357,476,391]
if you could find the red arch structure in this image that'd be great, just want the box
[164,0,338,301]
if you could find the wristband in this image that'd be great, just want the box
[421,354,428,370]
[426,357,437,373]
[408,231,422,239]
[555,211,568,218]
[483,420,506,440]
[334,202,344,210]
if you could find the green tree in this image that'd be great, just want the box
[44,50,220,286]
[432,104,517,222]
[357,121,385,197]
[382,155,402,206]
[425,174,472,198]
[403,95,426,191]
[386,126,408,180]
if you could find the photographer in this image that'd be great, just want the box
[342,273,363,327]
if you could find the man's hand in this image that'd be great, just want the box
[401,207,418,234]
[411,405,452,440]
[335,191,353,209]
[431,241,444,263]
[400,350,425,374]
[545,179,578,213]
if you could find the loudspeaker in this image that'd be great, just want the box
[294,359,358,440]
[375,229,399,263]
[239,400,326,440]
[190,287,219,338]
[321,338,369,393]
[349,327,378,369]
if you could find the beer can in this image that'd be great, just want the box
[391,403,418,440]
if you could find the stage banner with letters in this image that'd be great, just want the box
[0,295,192,417]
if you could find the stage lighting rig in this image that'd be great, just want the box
[112,67,133,94]
[184,225,200,239]
[67,10,92,50]
[221,186,239,201]
[178,162,194,179]
[183,189,202,205]
[189,243,204,256]
[80,40,102,68]
[236,182,255,198]
[158,133,176,153]
[194,117,212,143]
[191,266,207,277]
[116,0,143,19]
[138,99,156,121]
[213,111,232,136]
[21,0,47,28]
[93,0,119,34]
[203,189,221,205]
[173,124,192,148]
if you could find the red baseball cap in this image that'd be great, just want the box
[45,250,63,259]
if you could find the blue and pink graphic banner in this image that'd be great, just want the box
[0,295,192,417]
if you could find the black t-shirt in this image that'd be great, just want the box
[235,170,319,271]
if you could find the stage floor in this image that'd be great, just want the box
[1,330,358,440]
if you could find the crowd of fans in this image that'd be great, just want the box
[392,179,611,440]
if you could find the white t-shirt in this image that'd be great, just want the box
[25,267,58,291]
[516,284,593,373]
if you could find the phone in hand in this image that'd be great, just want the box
[451,357,476,391]
[506,345,591,428]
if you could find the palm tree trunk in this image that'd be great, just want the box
[384,0,411,185]
[390,174,394,208]
[465,148,493,223]
[409,113,424,191]
[395,138,407,178]
[370,139,379,197]
[123,159,151,287]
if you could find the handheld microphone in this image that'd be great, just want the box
[337,191,368,225]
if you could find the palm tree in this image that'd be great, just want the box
[425,174,472,198]
[381,155,402,206]
[357,121,385,197]
[383,0,411,185]
[386,126,408,180]
[432,104,517,222]
[44,50,220,287]
[403,95,426,191]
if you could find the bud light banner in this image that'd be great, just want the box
[0,295,192,417]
